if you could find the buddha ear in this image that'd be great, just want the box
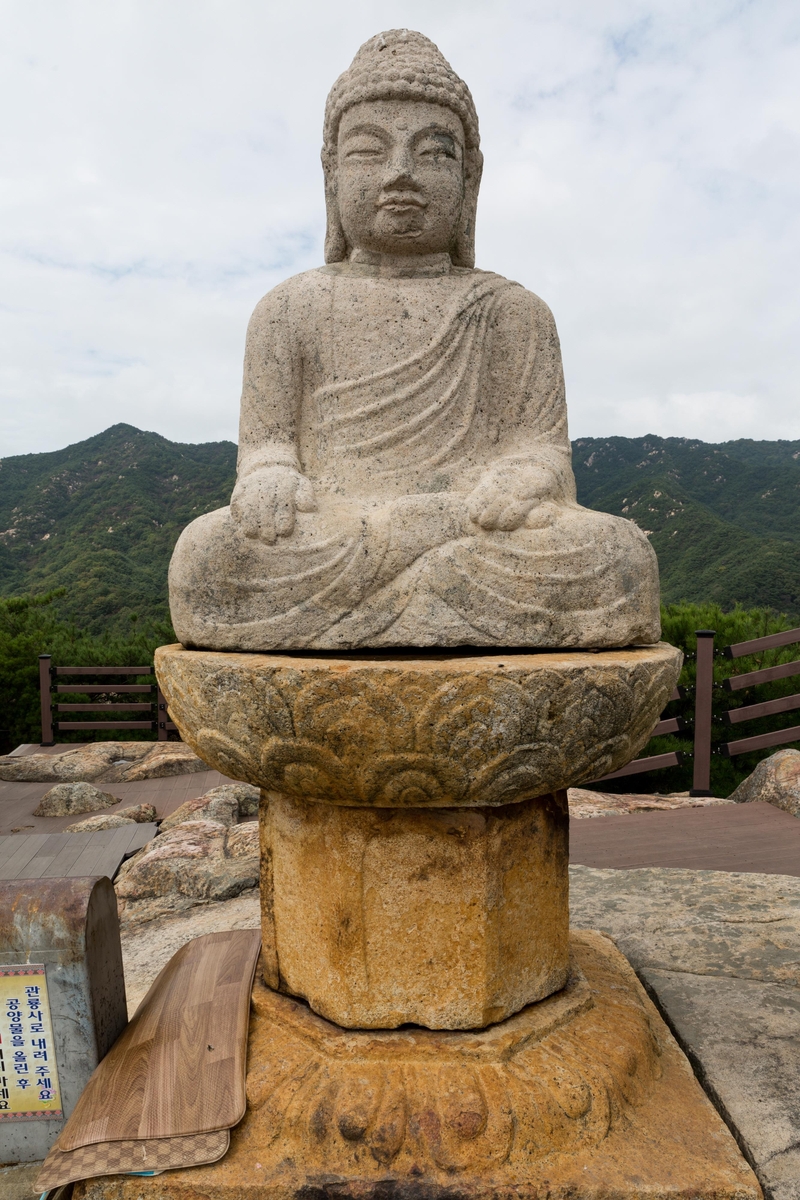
[453,147,483,269]
[322,146,349,263]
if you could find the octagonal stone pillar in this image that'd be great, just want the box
[260,790,568,1029]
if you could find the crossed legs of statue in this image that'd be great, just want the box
[169,493,660,650]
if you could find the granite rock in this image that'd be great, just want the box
[155,642,682,804]
[117,803,158,823]
[115,820,259,927]
[568,786,733,818]
[65,813,137,832]
[65,804,159,832]
[159,784,260,832]
[0,742,153,784]
[115,742,208,780]
[33,781,121,817]
[159,791,239,832]
[167,30,660,651]
[0,741,208,785]
[729,748,800,818]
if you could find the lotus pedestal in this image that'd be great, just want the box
[74,643,758,1200]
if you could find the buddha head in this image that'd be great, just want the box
[322,30,483,267]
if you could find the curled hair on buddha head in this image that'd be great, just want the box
[321,29,483,268]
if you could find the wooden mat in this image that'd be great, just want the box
[36,1130,230,1192]
[61,929,261,1148]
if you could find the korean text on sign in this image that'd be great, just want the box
[0,965,63,1121]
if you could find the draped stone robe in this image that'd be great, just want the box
[169,263,660,650]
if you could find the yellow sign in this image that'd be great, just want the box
[0,965,63,1121]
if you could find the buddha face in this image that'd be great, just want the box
[336,99,466,258]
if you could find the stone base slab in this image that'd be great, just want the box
[74,931,759,1200]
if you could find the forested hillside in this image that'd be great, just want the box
[1,425,798,628]
[0,425,236,631]
[573,435,800,618]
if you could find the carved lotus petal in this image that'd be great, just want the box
[260,738,352,804]
[156,644,682,804]
[359,753,467,807]
[293,674,415,760]
[417,676,536,769]
[467,745,562,807]
[191,728,260,782]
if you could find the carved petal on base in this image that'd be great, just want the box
[242,932,657,1173]
[73,931,760,1200]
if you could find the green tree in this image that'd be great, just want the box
[0,592,175,753]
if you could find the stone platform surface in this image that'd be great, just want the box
[76,929,757,1200]
[571,866,800,1200]
[155,642,682,805]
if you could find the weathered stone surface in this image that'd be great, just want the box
[729,748,800,818]
[65,813,137,832]
[568,786,733,818]
[117,803,158,823]
[158,784,259,832]
[168,30,660,652]
[643,970,800,1200]
[64,802,157,831]
[33,781,121,817]
[570,865,800,985]
[0,1162,43,1199]
[75,931,759,1200]
[0,742,153,784]
[120,889,260,1017]
[116,742,208,780]
[263,790,568,1029]
[160,791,239,831]
[156,643,682,804]
[571,865,800,1200]
[115,820,259,928]
[0,741,208,785]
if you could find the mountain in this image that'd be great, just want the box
[1,426,799,628]
[572,436,800,618]
[0,425,236,631]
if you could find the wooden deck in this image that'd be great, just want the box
[569,801,800,876]
[0,823,157,880]
[0,769,237,836]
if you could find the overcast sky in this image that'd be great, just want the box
[2,0,799,456]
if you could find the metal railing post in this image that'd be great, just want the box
[39,654,54,745]
[157,689,169,740]
[691,630,715,796]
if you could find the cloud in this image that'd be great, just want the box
[1,0,799,454]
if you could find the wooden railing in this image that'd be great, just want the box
[720,628,800,760]
[39,656,178,745]
[596,626,800,792]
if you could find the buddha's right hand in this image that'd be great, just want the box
[230,465,317,544]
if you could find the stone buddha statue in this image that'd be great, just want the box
[169,29,659,650]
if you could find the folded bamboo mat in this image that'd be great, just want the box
[36,929,261,1193]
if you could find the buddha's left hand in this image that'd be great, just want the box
[467,463,558,531]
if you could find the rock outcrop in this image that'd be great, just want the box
[0,741,208,785]
[728,749,800,818]
[159,784,260,831]
[115,819,259,927]
[34,781,121,817]
[65,804,157,832]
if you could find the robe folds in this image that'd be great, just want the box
[169,265,660,650]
